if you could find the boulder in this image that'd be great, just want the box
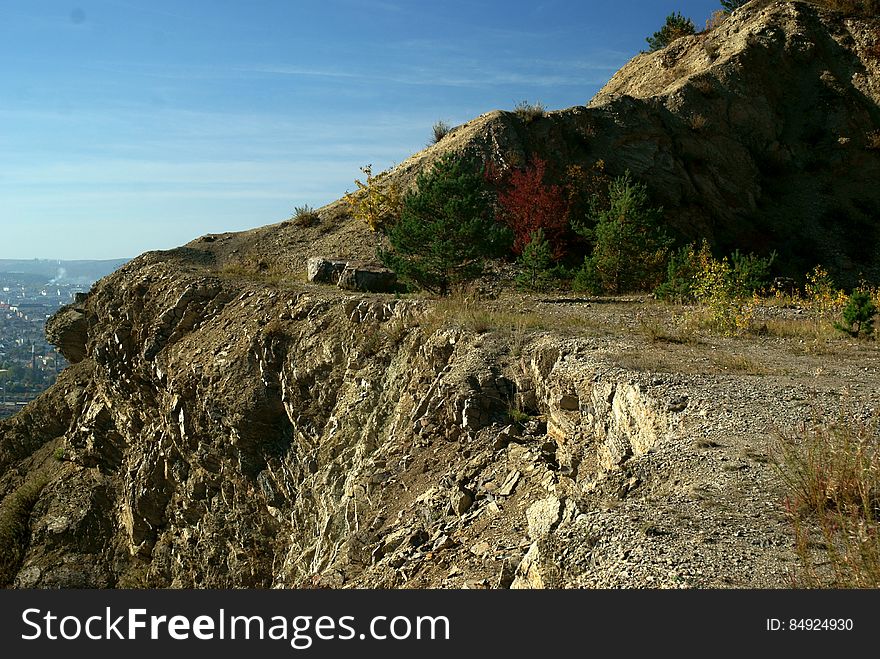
[306,256,349,284]
[337,263,397,293]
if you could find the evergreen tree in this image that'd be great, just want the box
[516,229,555,291]
[379,155,511,296]
[720,0,748,11]
[578,172,671,294]
[646,12,696,52]
[834,290,876,338]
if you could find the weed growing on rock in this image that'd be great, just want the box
[689,113,708,131]
[813,0,880,18]
[513,100,545,123]
[291,205,320,227]
[431,120,452,144]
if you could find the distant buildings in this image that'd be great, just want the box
[0,260,124,420]
[0,274,88,419]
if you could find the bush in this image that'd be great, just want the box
[379,155,511,296]
[655,243,700,303]
[804,265,847,316]
[834,290,877,338]
[656,241,774,326]
[345,164,401,232]
[431,120,452,144]
[690,242,775,333]
[291,204,320,227]
[720,0,749,11]
[576,171,671,294]
[513,100,545,123]
[646,12,696,52]
[728,248,775,297]
[495,156,570,259]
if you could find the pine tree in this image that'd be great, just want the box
[579,172,671,294]
[646,12,696,52]
[379,155,511,296]
[720,0,748,11]
[834,290,877,338]
[516,229,554,291]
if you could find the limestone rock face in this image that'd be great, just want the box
[45,306,89,363]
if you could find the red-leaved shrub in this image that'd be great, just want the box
[494,156,570,258]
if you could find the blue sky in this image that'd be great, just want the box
[1,0,728,260]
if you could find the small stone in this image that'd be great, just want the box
[526,496,562,540]
[452,490,474,515]
[433,534,455,551]
[498,470,521,497]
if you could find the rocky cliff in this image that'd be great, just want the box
[2,0,879,589]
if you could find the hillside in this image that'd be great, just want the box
[1,0,879,589]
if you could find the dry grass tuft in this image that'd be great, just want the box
[774,411,880,587]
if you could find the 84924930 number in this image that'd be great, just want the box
[789,619,853,631]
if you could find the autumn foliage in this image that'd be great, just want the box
[493,156,570,259]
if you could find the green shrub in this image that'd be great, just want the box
[656,242,774,309]
[379,155,511,296]
[728,248,775,297]
[834,290,877,338]
[720,0,748,11]
[646,12,696,52]
[655,243,700,303]
[572,258,600,294]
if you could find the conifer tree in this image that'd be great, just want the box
[380,155,511,296]
[646,12,696,52]
[720,0,748,11]
[578,172,671,294]
[516,229,554,291]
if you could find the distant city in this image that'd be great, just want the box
[0,258,128,419]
